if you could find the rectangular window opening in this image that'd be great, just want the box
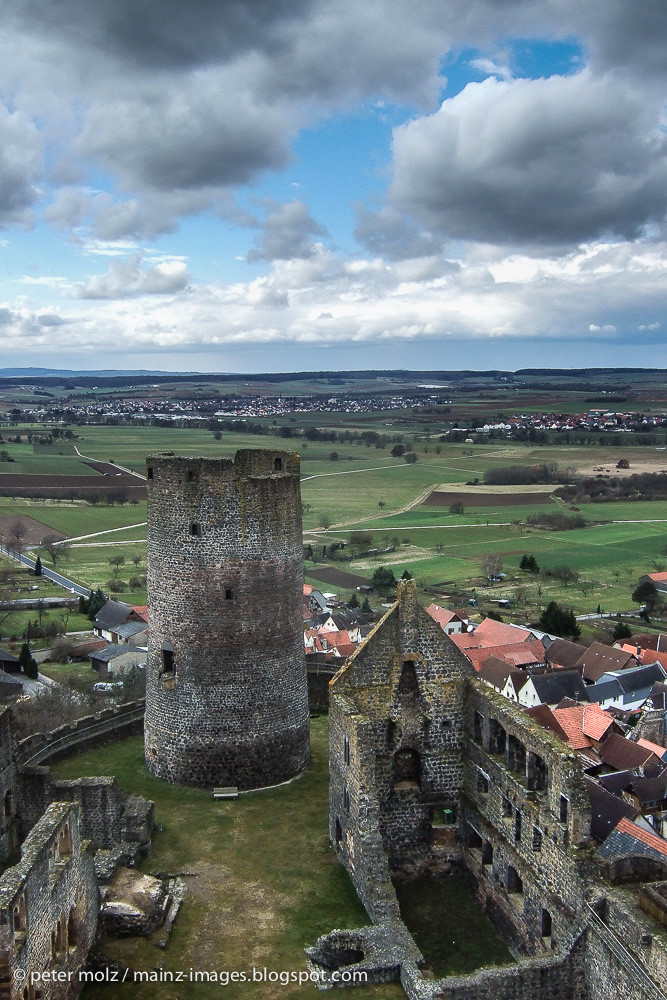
[274,457,283,471]
[190,523,201,537]
[225,588,234,600]
[147,467,154,480]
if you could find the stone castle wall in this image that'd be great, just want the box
[144,450,310,789]
[0,801,98,1000]
[322,581,667,999]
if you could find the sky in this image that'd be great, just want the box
[0,0,667,374]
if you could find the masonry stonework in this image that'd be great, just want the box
[316,580,667,999]
[144,450,310,790]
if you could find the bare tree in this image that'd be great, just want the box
[483,555,503,580]
[41,534,69,567]
[8,519,27,553]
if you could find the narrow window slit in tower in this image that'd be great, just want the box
[187,470,195,482]
[161,647,174,675]
[147,467,153,480]
[274,457,282,471]
[190,523,201,536]
[225,588,234,600]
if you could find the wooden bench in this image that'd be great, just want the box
[213,787,238,800]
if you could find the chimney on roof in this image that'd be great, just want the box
[637,646,642,657]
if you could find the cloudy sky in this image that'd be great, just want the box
[0,0,666,373]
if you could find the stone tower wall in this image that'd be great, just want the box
[144,450,310,789]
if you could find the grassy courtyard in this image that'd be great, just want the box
[54,721,404,1000]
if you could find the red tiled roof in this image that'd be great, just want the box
[451,632,480,650]
[131,605,148,622]
[426,604,459,627]
[646,572,667,583]
[303,584,313,596]
[335,643,357,658]
[615,817,667,858]
[551,703,614,750]
[639,649,667,671]
[525,705,569,744]
[637,738,667,759]
[465,640,544,673]
[474,619,535,646]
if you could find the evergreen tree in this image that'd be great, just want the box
[18,642,38,679]
[348,592,359,608]
[361,596,372,614]
[537,601,581,639]
[371,566,396,595]
[34,555,42,576]
[520,554,529,570]
[611,621,632,641]
[87,588,107,621]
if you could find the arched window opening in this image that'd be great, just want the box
[335,818,343,844]
[58,824,73,858]
[541,908,552,938]
[507,866,523,894]
[67,907,78,950]
[393,748,421,789]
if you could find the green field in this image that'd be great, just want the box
[0,423,664,622]
[54,722,403,1000]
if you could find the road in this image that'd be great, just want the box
[0,543,90,598]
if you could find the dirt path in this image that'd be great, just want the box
[61,523,147,543]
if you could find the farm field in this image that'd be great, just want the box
[0,421,664,623]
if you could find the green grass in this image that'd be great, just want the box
[394,873,512,976]
[53,722,402,1000]
[1,609,91,644]
[0,498,147,537]
[39,659,96,683]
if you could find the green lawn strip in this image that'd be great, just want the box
[1,610,92,644]
[42,544,146,597]
[53,723,402,1000]
[394,873,512,977]
[38,659,96,684]
[0,498,147,537]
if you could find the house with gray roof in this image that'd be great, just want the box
[89,644,145,679]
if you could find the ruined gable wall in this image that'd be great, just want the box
[332,582,473,867]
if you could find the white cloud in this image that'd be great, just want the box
[0,238,659,356]
[72,253,190,299]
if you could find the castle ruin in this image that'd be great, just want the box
[144,450,310,790]
[309,581,667,1000]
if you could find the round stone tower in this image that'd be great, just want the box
[144,449,310,790]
